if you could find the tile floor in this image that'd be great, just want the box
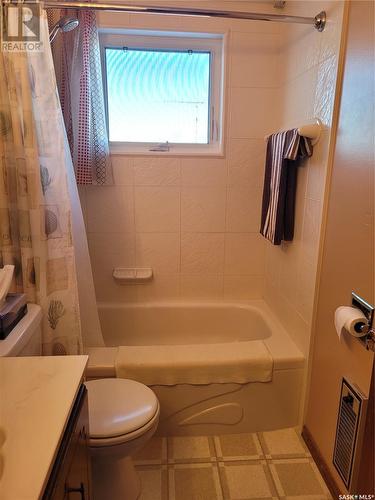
[133,428,332,500]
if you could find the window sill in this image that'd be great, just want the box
[109,143,224,158]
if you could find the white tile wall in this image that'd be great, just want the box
[134,187,180,233]
[82,1,344,313]
[181,233,225,275]
[181,187,227,232]
[263,1,345,355]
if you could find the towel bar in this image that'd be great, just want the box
[265,119,322,145]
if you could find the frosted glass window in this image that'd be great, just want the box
[105,48,211,144]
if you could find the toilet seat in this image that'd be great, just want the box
[85,378,160,448]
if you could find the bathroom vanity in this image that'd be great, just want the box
[0,355,89,499]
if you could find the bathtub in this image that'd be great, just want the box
[87,300,305,436]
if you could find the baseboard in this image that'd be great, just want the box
[301,425,342,499]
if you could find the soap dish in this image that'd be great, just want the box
[113,268,153,285]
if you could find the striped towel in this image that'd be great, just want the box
[260,129,312,245]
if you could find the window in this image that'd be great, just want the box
[100,31,224,155]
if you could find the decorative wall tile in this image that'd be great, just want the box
[223,275,264,300]
[134,187,180,232]
[86,186,135,233]
[224,233,265,275]
[87,232,136,301]
[230,32,281,88]
[97,11,130,28]
[295,257,317,324]
[279,66,318,125]
[301,198,322,264]
[278,242,300,305]
[181,187,226,232]
[180,274,224,299]
[281,27,321,83]
[88,5,343,307]
[181,159,227,187]
[306,131,330,202]
[134,158,181,186]
[228,138,265,188]
[111,156,134,186]
[129,11,183,30]
[318,1,345,63]
[263,0,343,354]
[88,232,135,265]
[181,233,225,275]
[136,232,180,274]
[226,187,262,232]
[138,274,181,302]
[314,55,338,129]
[264,244,281,289]
[230,87,279,138]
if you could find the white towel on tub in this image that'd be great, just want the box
[115,341,273,385]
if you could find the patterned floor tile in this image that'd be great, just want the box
[133,436,167,465]
[268,458,332,499]
[258,428,311,459]
[169,462,223,500]
[136,464,168,500]
[167,435,216,464]
[214,433,264,462]
[133,430,333,500]
[218,460,278,499]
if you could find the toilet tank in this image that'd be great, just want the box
[0,304,43,357]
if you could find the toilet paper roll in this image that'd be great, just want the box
[334,306,368,339]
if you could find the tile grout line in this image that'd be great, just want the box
[137,432,332,499]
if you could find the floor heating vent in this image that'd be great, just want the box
[333,378,367,490]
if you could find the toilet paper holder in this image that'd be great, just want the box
[351,292,375,351]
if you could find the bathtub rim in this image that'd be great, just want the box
[91,299,305,371]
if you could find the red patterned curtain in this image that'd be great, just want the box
[48,9,113,185]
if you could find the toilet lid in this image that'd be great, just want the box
[85,378,159,439]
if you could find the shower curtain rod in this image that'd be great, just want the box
[44,2,327,32]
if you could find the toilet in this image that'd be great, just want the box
[85,378,160,500]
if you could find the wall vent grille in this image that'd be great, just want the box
[333,378,364,488]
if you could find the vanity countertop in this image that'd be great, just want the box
[0,355,88,500]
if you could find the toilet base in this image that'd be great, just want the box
[91,454,141,500]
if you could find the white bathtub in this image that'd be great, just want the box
[88,300,305,435]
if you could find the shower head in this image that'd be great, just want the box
[49,16,79,43]
[60,16,79,32]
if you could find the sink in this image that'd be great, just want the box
[0,304,43,356]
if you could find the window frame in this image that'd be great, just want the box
[99,30,225,156]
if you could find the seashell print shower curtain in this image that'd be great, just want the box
[0,12,82,355]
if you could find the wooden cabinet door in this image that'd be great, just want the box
[43,385,91,500]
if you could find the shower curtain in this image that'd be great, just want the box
[0,13,85,354]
